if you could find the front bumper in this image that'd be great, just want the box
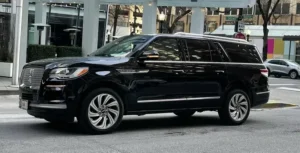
[19,77,87,120]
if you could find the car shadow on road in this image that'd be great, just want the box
[23,113,261,135]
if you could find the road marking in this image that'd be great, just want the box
[277,87,300,92]
[269,84,297,86]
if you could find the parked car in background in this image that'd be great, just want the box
[19,33,270,134]
[264,59,300,79]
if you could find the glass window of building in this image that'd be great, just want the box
[297,3,300,14]
[282,3,290,14]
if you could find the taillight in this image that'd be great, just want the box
[261,69,269,77]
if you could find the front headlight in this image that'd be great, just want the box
[49,67,89,79]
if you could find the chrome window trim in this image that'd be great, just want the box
[30,104,67,109]
[256,91,270,95]
[137,96,220,103]
[144,60,264,66]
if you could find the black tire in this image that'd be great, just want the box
[174,110,196,118]
[218,89,251,125]
[77,88,124,134]
[289,70,298,79]
[275,74,281,78]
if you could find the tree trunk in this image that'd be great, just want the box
[113,5,120,37]
[262,23,269,61]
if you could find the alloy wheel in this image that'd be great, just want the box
[228,94,249,122]
[88,93,120,130]
[290,71,297,79]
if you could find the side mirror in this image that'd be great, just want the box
[139,50,159,60]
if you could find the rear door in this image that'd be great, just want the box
[182,38,227,108]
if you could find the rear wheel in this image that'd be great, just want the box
[174,110,196,118]
[218,89,250,125]
[275,74,281,78]
[289,70,298,79]
[78,88,124,134]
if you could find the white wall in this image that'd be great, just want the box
[0,62,13,77]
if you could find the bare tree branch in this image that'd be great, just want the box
[168,10,191,33]
[267,0,281,21]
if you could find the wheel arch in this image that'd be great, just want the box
[224,81,253,106]
[78,80,129,115]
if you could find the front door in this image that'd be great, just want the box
[182,38,228,108]
[129,37,188,111]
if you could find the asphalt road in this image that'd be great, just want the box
[0,77,299,153]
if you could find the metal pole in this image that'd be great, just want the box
[289,40,292,60]
[74,4,80,47]
[235,8,243,32]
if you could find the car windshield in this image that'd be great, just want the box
[90,35,152,57]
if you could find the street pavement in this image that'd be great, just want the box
[0,77,299,153]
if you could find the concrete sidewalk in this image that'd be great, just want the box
[0,77,19,95]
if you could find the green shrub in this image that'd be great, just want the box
[27,45,56,62]
[56,46,82,57]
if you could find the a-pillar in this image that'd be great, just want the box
[142,0,157,34]
[34,2,47,45]
[82,0,100,56]
[12,0,29,85]
[190,7,205,34]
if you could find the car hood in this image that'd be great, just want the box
[25,57,131,69]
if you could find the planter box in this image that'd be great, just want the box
[0,62,13,77]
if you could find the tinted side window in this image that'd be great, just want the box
[145,38,182,61]
[279,60,288,66]
[269,60,279,64]
[220,42,262,63]
[186,39,211,61]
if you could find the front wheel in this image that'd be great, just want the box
[78,88,124,134]
[218,89,250,125]
[289,70,298,79]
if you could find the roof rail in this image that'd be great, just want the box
[174,32,248,43]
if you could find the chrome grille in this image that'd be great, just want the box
[21,68,44,89]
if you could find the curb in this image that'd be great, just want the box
[254,100,298,109]
[0,90,19,96]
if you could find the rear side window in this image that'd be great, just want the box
[220,42,262,63]
[186,39,211,61]
[268,60,279,64]
[185,39,223,62]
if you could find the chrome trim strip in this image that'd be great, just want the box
[138,96,220,103]
[138,98,186,103]
[30,104,67,109]
[46,85,66,88]
[256,91,270,95]
[186,97,220,101]
[144,61,264,66]
[49,100,65,103]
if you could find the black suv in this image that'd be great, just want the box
[19,33,269,134]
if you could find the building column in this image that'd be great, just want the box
[82,0,100,56]
[34,2,47,45]
[190,7,205,34]
[142,0,157,34]
[12,0,29,85]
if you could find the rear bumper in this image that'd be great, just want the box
[252,91,270,107]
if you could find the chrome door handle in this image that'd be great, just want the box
[173,70,185,73]
[215,70,225,73]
